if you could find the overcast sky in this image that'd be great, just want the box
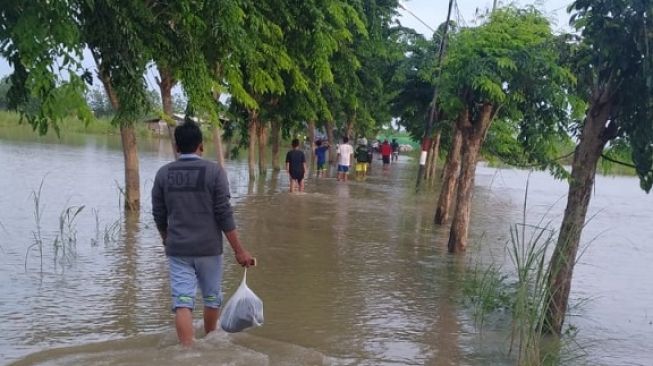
[397,0,573,35]
[0,0,574,79]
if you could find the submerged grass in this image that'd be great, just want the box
[24,178,46,272]
[462,175,589,365]
[53,204,85,268]
[24,178,123,273]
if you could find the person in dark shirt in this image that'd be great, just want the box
[286,138,307,192]
[391,138,400,162]
[152,121,254,348]
[355,141,370,179]
[314,139,329,178]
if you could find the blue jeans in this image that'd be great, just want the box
[168,255,224,311]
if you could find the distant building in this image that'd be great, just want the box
[143,113,229,135]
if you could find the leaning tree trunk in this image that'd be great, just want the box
[120,124,140,211]
[212,126,225,166]
[97,64,140,212]
[257,120,268,176]
[211,91,225,166]
[428,131,442,183]
[448,105,493,253]
[345,115,354,140]
[270,120,281,171]
[157,66,178,159]
[308,120,316,174]
[424,141,435,181]
[326,120,336,164]
[247,111,258,181]
[435,116,464,224]
[545,102,611,335]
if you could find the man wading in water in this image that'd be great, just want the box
[152,121,254,347]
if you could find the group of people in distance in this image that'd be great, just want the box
[285,136,402,191]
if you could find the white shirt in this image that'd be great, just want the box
[338,143,353,166]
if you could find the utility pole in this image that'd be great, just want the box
[415,0,454,190]
[493,0,498,12]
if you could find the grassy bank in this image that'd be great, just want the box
[0,111,151,138]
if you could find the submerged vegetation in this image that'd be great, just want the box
[23,178,123,274]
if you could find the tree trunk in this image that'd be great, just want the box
[157,66,178,159]
[210,90,225,166]
[308,120,316,174]
[429,131,441,182]
[120,124,140,211]
[424,141,434,181]
[448,105,493,253]
[248,111,258,181]
[345,115,354,140]
[545,102,611,335]
[96,59,140,211]
[270,120,281,171]
[435,119,464,224]
[226,138,233,160]
[212,126,225,166]
[326,120,336,164]
[257,120,268,176]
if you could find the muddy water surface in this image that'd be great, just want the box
[0,131,652,365]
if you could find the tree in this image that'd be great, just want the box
[79,0,153,211]
[0,0,92,135]
[545,0,653,335]
[86,87,113,117]
[438,7,572,252]
[0,76,11,109]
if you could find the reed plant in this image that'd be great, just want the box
[462,177,588,365]
[25,179,46,272]
[53,204,85,268]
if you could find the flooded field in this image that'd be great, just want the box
[0,131,652,365]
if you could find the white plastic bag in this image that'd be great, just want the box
[220,269,264,333]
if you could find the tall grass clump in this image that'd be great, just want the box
[25,179,46,272]
[24,178,93,272]
[53,204,85,268]
[463,177,587,365]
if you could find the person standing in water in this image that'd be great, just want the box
[380,139,392,170]
[314,139,329,178]
[152,121,254,347]
[355,140,371,179]
[337,136,354,182]
[391,138,400,162]
[286,138,307,192]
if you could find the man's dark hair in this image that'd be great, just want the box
[174,121,203,153]
[316,139,322,147]
[292,138,300,148]
[343,136,349,143]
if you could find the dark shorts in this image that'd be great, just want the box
[290,170,305,182]
[317,162,326,171]
[338,165,349,173]
[382,156,390,164]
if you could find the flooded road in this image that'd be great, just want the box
[0,131,652,365]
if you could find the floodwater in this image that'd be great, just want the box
[0,130,652,366]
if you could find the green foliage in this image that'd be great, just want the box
[80,0,152,126]
[0,76,10,109]
[392,22,456,142]
[322,0,405,138]
[438,7,574,176]
[567,0,653,191]
[0,0,92,135]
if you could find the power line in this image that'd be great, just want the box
[398,1,436,33]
